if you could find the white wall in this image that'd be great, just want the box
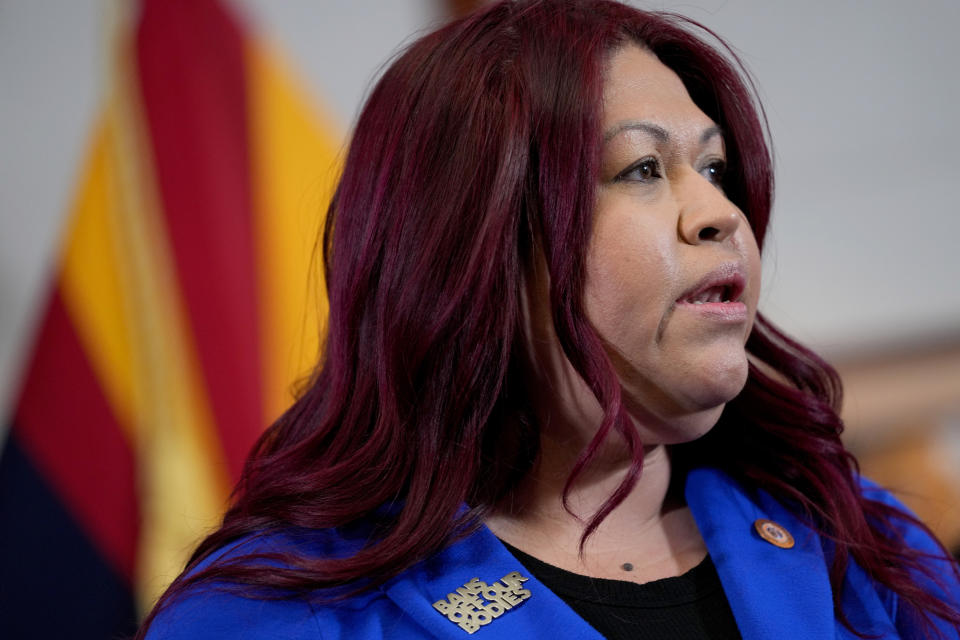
[0,0,102,418]
[2,0,958,424]
[231,0,445,131]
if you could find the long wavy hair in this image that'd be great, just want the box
[141,0,959,636]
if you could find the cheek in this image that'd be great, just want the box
[583,216,675,348]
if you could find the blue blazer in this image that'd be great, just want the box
[148,468,960,639]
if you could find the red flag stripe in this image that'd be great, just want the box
[14,288,139,581]
[134,0,263,481]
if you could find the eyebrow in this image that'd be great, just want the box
[603,121,722,145]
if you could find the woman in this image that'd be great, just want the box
[141,1,960,638]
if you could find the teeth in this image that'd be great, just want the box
[685,284,739,305]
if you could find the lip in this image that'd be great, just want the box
[675,262,749,322]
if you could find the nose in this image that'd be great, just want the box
[677,171,743,245]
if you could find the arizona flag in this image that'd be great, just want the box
[0,0,340,636]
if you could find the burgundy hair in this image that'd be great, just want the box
[140,0,959,636]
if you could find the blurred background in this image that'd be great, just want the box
[1,0,958,637]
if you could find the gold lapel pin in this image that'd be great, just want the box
[433,571,532,634]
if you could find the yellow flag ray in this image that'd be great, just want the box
[246,39,341,425]
[97,13,232,612]
[125,31,343,612]
[59,117,137,440]
[61,4,347,615]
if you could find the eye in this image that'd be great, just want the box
[700,159,727,188]
[614,156,662,183]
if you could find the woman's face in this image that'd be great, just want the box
[584,44,762,444]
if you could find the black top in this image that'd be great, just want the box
[501,541,742,640]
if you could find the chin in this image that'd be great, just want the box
[628,356,749,445]
[684,347,751,408]
[622,382,732,445]
[687,368,748,411]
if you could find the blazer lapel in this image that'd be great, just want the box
[686,467,836,640]
[382,524,604,639]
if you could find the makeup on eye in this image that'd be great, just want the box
[614,156,662,183]
[610,154,728,188]
[603,119,726,185]
[699,158,727,189]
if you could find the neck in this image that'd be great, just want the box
[487,436,706,583]
[490,437,676,543]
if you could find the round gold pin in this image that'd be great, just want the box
[753,518,794,549]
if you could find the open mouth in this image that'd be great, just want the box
[681,283,739,305]
[677,266,746,306]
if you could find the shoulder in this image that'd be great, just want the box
[857,476,956,564]
[143,528,405,640]
[688,467,960,636]
[857,478,960,583]
[146,581,321,640]
[855,477,960,636]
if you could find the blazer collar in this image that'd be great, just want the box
[685,467,835,640]
[382,467,840,639]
